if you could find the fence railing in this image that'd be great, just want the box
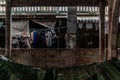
[0,6,108,15]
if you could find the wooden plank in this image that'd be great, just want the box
[107,0,120,60]
[11,49,99,68]
[5,0,12,58]
[11,0,107,6]
[99,0,105,61]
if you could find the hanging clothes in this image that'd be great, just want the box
[45,30,53,47]
[45,29,57,48]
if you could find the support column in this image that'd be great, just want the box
[65,7,77,48]
[5,0,12,58]
[107,0,120,60]
[99,0,105,61]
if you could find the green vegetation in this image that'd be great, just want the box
[0,58,120,80]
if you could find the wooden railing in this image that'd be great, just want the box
[0,6,108,15]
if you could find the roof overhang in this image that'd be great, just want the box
[11,0,108,7]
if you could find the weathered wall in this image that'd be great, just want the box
[11,48,99,68]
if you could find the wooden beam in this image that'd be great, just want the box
[5,0,12,58]
[10,49,99,68]
[107,0,120,60]
[66,7,77,48]
[99,0,105,61]
[11,0,107,6]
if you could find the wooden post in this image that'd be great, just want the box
[107,0,120,60]
[5,0,12,58]
[99,0,105,61]
[66,7,77,48]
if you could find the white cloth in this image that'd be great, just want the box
[11,21,30,37]
[45,29,56,47]
[45,31,52,47]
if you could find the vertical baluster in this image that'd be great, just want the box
[3,6,5,12]
[80,6,82,12]
[53,6,55,12]
[66,6,68,12]
[35,7,37,12]
[38,6,40,12]
[86,6,88,12]
[47,6,48,12]
[23,7,25,12]
[49,6,51,12]
[18,7,20,12]
[37,6,39,12]
[63,6,65,11]
[92,6,94,12]
[17,7,18,12]
[32,7,33,12]
[33,6,35,12]
[89,6,91,12]
[26,6,28,12]
[29,7,31,12]
[59,6,61,12]
[65,6,67,12]
[44,6,46,12]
